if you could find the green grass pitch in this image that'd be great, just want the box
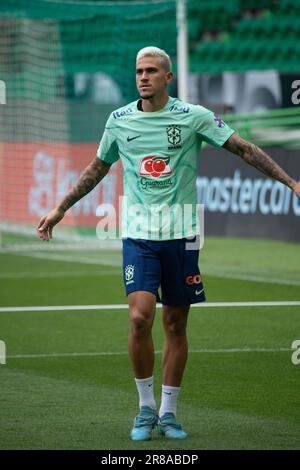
[0,236,299,450]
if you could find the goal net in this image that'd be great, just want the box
[0,0,177,250]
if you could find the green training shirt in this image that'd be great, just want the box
[97,96,235,240]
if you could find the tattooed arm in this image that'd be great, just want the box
[37,157,111,241]
[223,133,300,197]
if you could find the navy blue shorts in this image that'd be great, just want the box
[122,237,205,306]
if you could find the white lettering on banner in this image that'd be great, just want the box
[56,159,76,206]
[29,151,104,217]
[291,340,300,365]
[56,159,99,216]
[0,340,6,365]
[29,151,55,216]
[231,171,241,213]
[219,178,231,212]
[0,80,6,104]
[259,180,272,215]
[240,179,252,214]
[291,80,300,105]
[197,170,300,216]
[270,181,286,215]
[293,191,300,216]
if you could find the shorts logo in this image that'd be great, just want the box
[186,274,202,285]
[195,288,204,296]
[125,264,135,284]
[140,155,172,179]
[166,124,182,149]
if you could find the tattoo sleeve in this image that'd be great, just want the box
[57,157,111,212]
[223,134,296,190]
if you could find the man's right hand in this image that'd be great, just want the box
[37,208,65,241]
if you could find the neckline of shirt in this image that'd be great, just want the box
[136,96,174,114]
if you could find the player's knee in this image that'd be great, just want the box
[130,311,153,337]
[164,318,187,338]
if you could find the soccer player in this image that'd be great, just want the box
[37,47,300,441]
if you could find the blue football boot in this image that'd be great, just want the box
[130,406,158,441]
[157,412,188,439]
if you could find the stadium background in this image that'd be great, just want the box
[0,0,299,451]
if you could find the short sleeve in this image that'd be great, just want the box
[97,115,120,164]
[195,108,235,148]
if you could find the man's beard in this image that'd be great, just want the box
[139,91,154,100]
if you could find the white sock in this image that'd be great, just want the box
[159,385,180,417]
[135,376,156,411]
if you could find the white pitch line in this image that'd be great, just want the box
[0,301,300,313]
[8,351,128,359]
[8,251,121,267]
[7,347,292,359]
[0,271,119,279]
[204,268,300,287]
[5,250,300,286]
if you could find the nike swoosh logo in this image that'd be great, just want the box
[163,392,172,395]
[195,288,204,295]
[148,384,153,387]
[127,135,141,142]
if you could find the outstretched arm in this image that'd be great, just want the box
[37,157,111,241]
[223,133,300,199]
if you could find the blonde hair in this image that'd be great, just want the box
[136,46,172,72]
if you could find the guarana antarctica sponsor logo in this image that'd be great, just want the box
[139,155,173,190]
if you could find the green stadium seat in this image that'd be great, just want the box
[188,0,239,32]
[240,0,277,10]
[188,17,201,42]
[280,0,300,14]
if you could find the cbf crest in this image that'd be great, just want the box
[166,124,182,149]
[125,264,134,285]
